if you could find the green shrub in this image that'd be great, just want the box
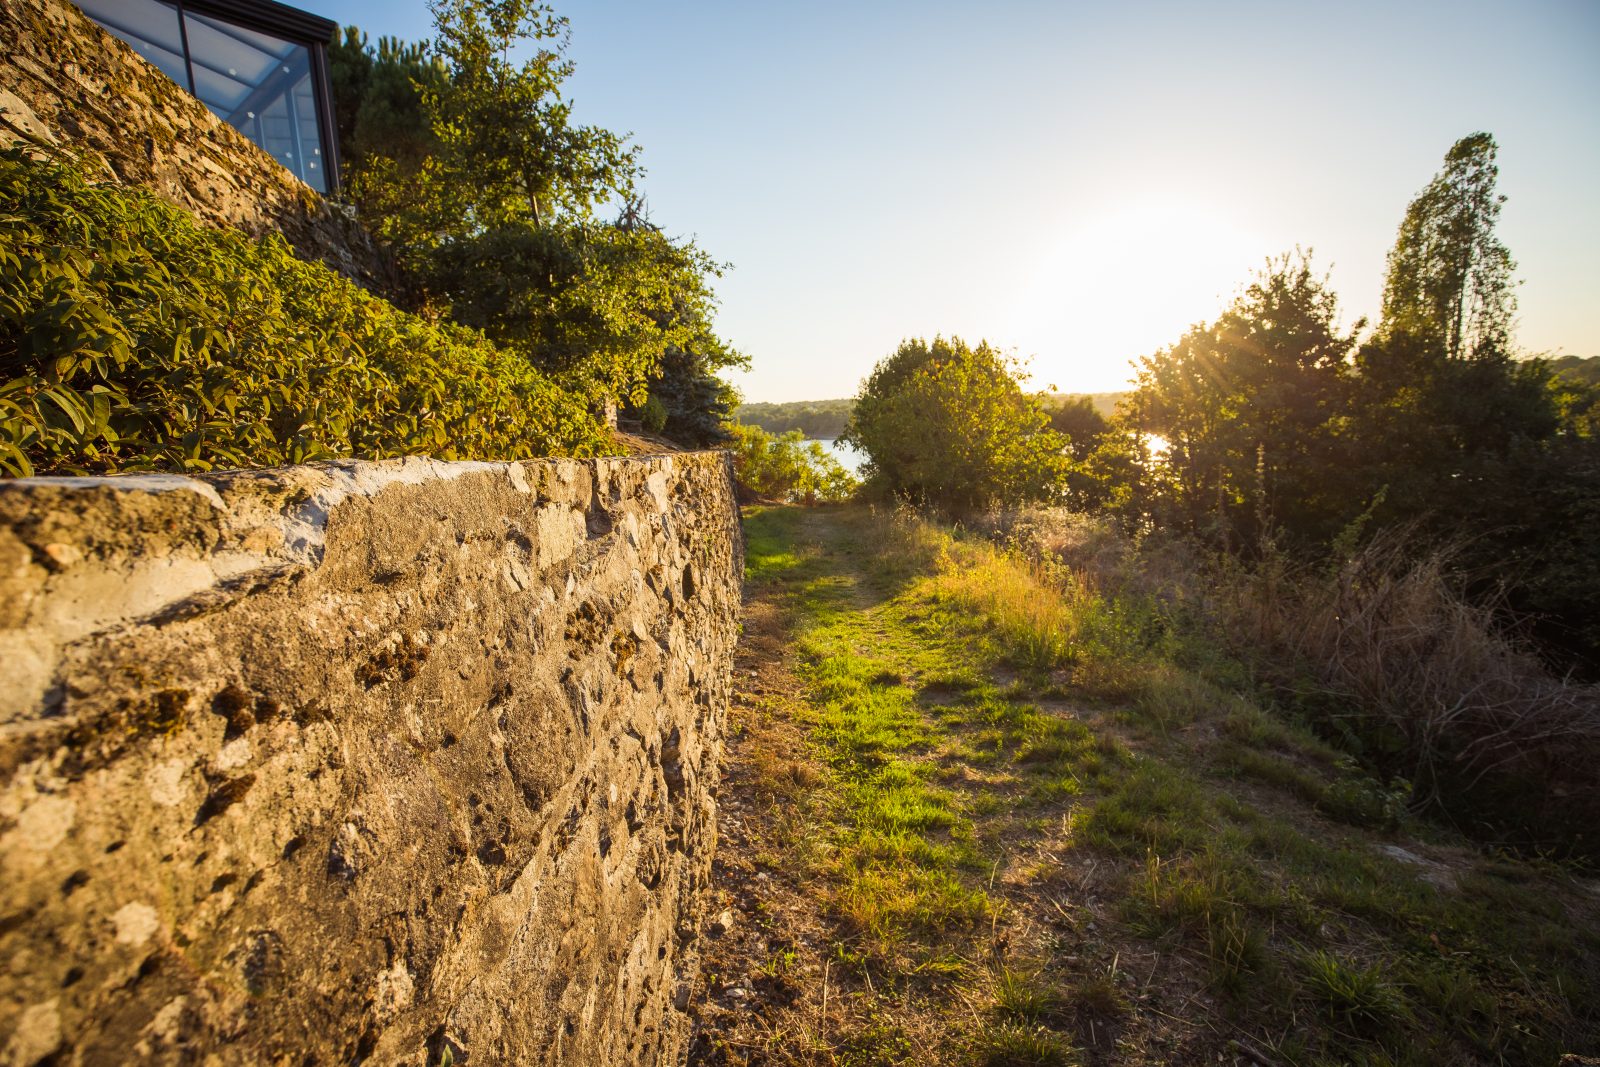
[0,149,607,476]
[728,423,857,503]
[844,336,1071,512]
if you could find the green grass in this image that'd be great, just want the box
[973,1023,1079,1067]
[736,505,1600,1065]
[991,967,1068,1026]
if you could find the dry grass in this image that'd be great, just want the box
[978,506,1600,861]
[1227,532,1600,856]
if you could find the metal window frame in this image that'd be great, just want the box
[181,0,341,195]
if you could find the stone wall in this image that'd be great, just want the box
[0,0,394,289]
[0,454,742,1066]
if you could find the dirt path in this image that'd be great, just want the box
[686,514,839,1064]
[685,506,1600,1067]
[685,508,1168,1066]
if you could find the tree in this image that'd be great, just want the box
[1126,252,1361,548]
[733,399,854,439]
[327,29,448,287]
[1354,133,1552,533]
[626,343,742,447]
[423,0,638,229]
[728,425,857,505]
[1043,395,1110,463]
[1379,132,1515,360]
[328,30,443,176]
[423,214,736,404]
[843,337,1069,511]
[1349,134,1600,671]
[326,3,741,419]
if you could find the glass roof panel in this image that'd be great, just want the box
[77,0,334,194]
[182,11,284,91]
[190,63,253,115]
[75,0,189,90]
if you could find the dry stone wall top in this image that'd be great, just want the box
[0,453,742,1066]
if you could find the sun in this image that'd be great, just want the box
[1008,195,1269,391]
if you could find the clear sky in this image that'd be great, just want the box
[312,0,1600,402]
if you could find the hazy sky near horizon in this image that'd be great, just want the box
[314,0,1599,402]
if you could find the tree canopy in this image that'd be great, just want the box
[1126,251,1362,549]
[327,1,741,434]
[1379,132,1516,361]
[422,0,638,230]
[1102,133,1600,672]
[844,337,1069,511]
[734,399,855,440]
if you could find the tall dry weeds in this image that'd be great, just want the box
[1229,533,1600,853]
[975,507,1600,859]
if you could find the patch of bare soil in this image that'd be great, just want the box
[688,596,838,1065]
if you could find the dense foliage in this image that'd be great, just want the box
[1380,132,1515,361]
[1551,354,1600,387]
[728,424,857,504]
[0,150,606,475]
[1074,132,1600,855]
[631,345,741,448]
[844,337,1069,511]
[1110,134,1600,672]
[732,395,1123,447]
[1126,251,1363,550]
[329,0,743,435]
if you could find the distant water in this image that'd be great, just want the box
[811,438,866,475]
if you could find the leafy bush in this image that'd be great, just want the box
[422,219,738,407]
[844,336,1070,512]
[728,424,857,504]
[0,149,607,475]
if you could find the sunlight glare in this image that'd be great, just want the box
[1009,196,1269,391]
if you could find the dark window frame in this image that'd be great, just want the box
[180,0,341,194]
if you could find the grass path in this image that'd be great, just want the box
[687,506,1600,1067]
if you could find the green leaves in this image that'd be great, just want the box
[421,0,639,229]
[729,425,858,505]
[847,336,1070,512]
[1380,132,1515,361]
[1127,250,1362,548]
[0,149,608,477]
[331,2,735,421]
[425,218,734,408]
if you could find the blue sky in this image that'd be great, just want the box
[313,0,1600,402]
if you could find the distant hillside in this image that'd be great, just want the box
[1549,354,1600,386]
[735,399,853,439]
